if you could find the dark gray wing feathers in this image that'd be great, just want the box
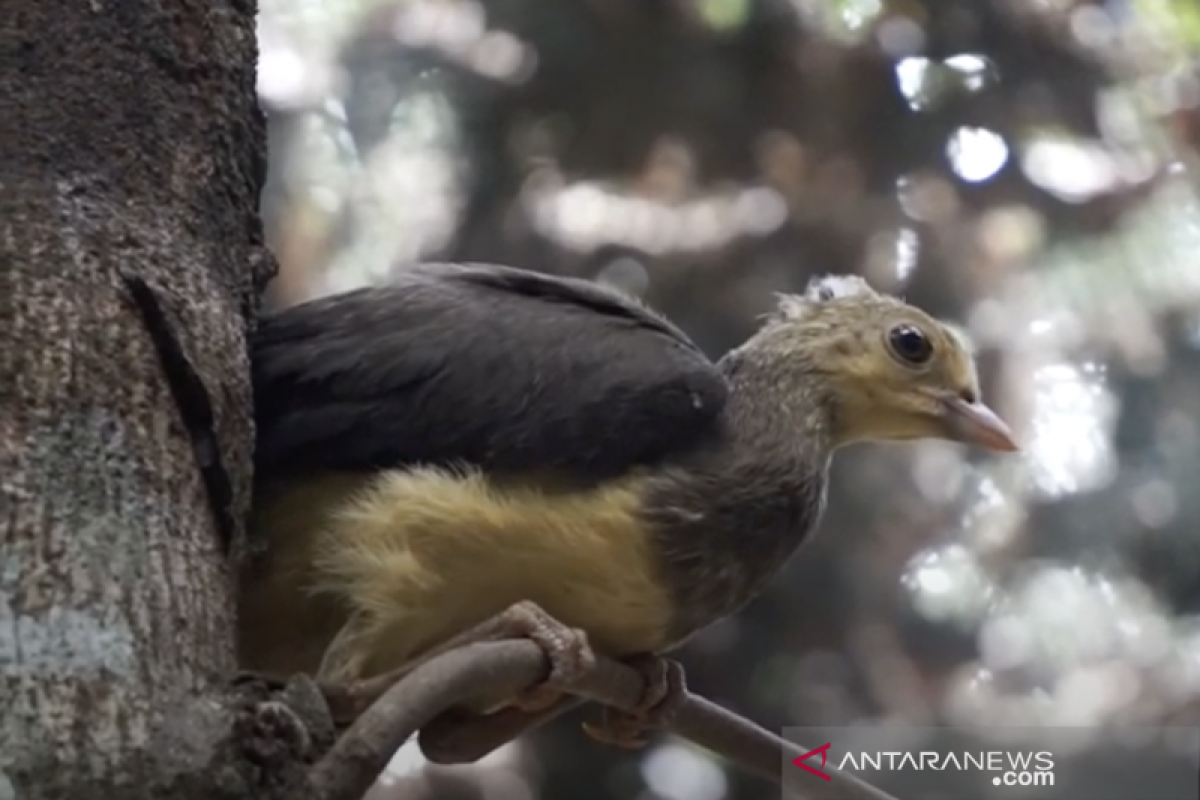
[252,262,729,483]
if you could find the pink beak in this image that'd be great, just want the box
[941,396,1019,452]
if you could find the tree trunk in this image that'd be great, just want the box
[1,2,297,797]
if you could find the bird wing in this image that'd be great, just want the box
[252,262,729,483]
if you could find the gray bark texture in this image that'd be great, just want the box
[0,2,328,799]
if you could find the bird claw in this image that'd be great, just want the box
[308,601,594,725]
[494,601,596,712]
[583,655,687,749]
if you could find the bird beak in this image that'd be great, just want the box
[940,395,1019,452]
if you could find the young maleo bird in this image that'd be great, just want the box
[240,263,1017,746]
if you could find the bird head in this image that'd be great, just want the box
[755,275,1018,452]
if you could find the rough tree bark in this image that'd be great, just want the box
[0,2,314,798]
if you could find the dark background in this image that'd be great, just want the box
[254,0,1200,797]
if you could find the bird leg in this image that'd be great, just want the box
[582,654,687,749]
[320,600,595,725]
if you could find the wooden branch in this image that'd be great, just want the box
[306,642,544,800]
[305,640,903,800]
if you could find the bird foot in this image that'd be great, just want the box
[315,601,594,725]
[490,601,596,712]
[583,655,687,749]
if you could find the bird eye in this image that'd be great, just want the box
[887,324,933,365]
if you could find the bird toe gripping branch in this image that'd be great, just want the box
[312,600,596,726]
[583,655,687,748]
[495,601,597,711]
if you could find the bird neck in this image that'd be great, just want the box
[644,341,837,646]
[715,343,836,468]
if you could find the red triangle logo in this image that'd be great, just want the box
[792,742,832,781]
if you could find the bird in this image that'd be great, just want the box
[238,262,1017,747]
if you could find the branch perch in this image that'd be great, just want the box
[305,640,903,800]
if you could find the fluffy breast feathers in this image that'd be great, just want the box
[240,467,675,682]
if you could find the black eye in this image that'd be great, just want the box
[887,324,933,365]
